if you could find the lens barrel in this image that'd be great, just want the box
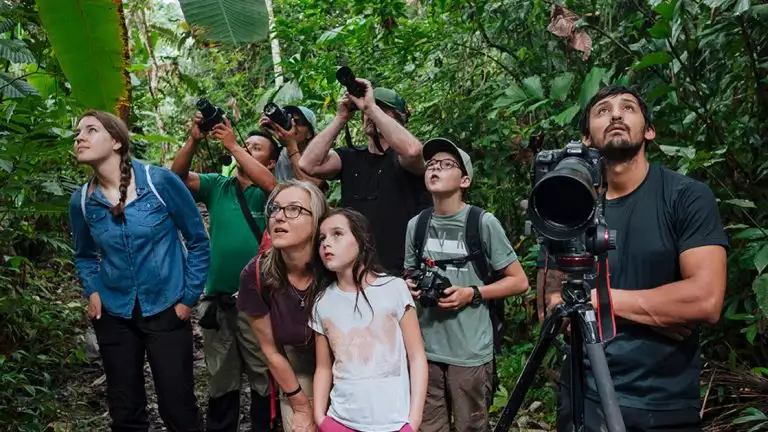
[530,157,599,241]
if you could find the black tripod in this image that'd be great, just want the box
[493,265,626,432]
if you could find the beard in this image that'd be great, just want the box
[599,137,643,165]
[363,118,377,137]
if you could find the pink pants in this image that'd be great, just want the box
[318,416,413,432]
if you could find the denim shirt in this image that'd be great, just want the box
[68,159,210,319]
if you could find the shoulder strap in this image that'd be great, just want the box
[235,181,264,244]
[465,205,491,283]
[144,164,166,207]
[413,207,433,262]
[80,182,89,218]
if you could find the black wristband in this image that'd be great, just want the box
[284,384,302,397]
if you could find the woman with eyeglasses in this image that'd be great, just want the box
[238,180,330,432]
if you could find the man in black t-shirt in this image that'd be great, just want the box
[536,85,728,431]
[299,78,429,275]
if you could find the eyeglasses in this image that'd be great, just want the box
[426,158,461,171]
[267,202,312,219]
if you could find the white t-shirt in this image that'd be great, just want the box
[309,275,415,432]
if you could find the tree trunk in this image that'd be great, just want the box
[265,0,283,87]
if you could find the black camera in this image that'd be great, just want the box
[336,66,366,98]
[263,102,293,131]
[197,98,226,133]
[528,141,616,271]
[409,267,452,308]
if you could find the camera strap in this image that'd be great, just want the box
[234,180,264,245]
[344,122,385,153]
[595,254,617,342]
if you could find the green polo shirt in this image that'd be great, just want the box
[195,174,267,295]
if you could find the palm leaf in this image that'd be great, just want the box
[35,0,130,116]
[178,0,269,44]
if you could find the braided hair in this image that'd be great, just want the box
[79,111,133,218]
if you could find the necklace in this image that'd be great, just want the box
[288,284,309,309]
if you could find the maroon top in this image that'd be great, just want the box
[237,257,313,348]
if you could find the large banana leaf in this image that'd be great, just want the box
[179,0,269,44]
[36,0,130,115]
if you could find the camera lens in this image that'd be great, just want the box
[197,98,216,118]
[264,102,278,116]
[530,157,598,240]
[336,66,355,87]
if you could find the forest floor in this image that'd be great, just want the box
[57,311,258,432]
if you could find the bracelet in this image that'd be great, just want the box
[285,384,302,397]
[288,151,299,158]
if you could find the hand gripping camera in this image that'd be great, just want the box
[407,261,452,308]
[196,98,226,133]
[263,102,293,131]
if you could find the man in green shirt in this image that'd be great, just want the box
[171,114,280,432]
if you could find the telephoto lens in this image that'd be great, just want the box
[336,66,366,98]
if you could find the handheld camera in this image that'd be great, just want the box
[196,98,226,133]
[408,264,452,308]
[263,103,293,131]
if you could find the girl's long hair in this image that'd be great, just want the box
[309,207,389,317]
[259,180,331,299]
[79,111,132,218]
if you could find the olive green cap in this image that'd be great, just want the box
[374,87,408,114]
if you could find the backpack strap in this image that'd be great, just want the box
[412,207,433,264]
[465,205,490,283]
[80,182,89,218]
[144,164,166,207]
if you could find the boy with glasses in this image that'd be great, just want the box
[403,138,529,432]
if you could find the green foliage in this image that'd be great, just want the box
[36,0,131,114]
[178,0,270,44]
[0,0,766,429]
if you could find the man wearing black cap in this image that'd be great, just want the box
[403,138,528,432]
[299,77,429,275]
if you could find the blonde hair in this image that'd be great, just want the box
[260,180,330,294]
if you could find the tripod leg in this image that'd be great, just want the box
[568,318,586,432]
[573,305,626,432]
[584,343,625,432]
[493,307,565,432]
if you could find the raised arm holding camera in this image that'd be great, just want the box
[299,72,430,275]
[170,104,282,432]
[259,104,327,190]
[536,86,728,432]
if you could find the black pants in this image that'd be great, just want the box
[93,304,202,432]
[556,387,702,432]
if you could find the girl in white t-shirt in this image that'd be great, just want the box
[309,208,428,432]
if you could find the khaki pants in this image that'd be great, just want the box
[279,344,316,432]
[421,360,494,432]
[200,301,271,398]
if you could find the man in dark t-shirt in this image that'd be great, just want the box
[299,78,429,274]
[536,85,728,431]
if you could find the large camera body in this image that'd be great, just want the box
[263,102,293,131]
[197,98,226,133]
[409,267,452,308]
[528,141,616,273]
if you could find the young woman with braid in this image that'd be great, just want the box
[68,110,210,432]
